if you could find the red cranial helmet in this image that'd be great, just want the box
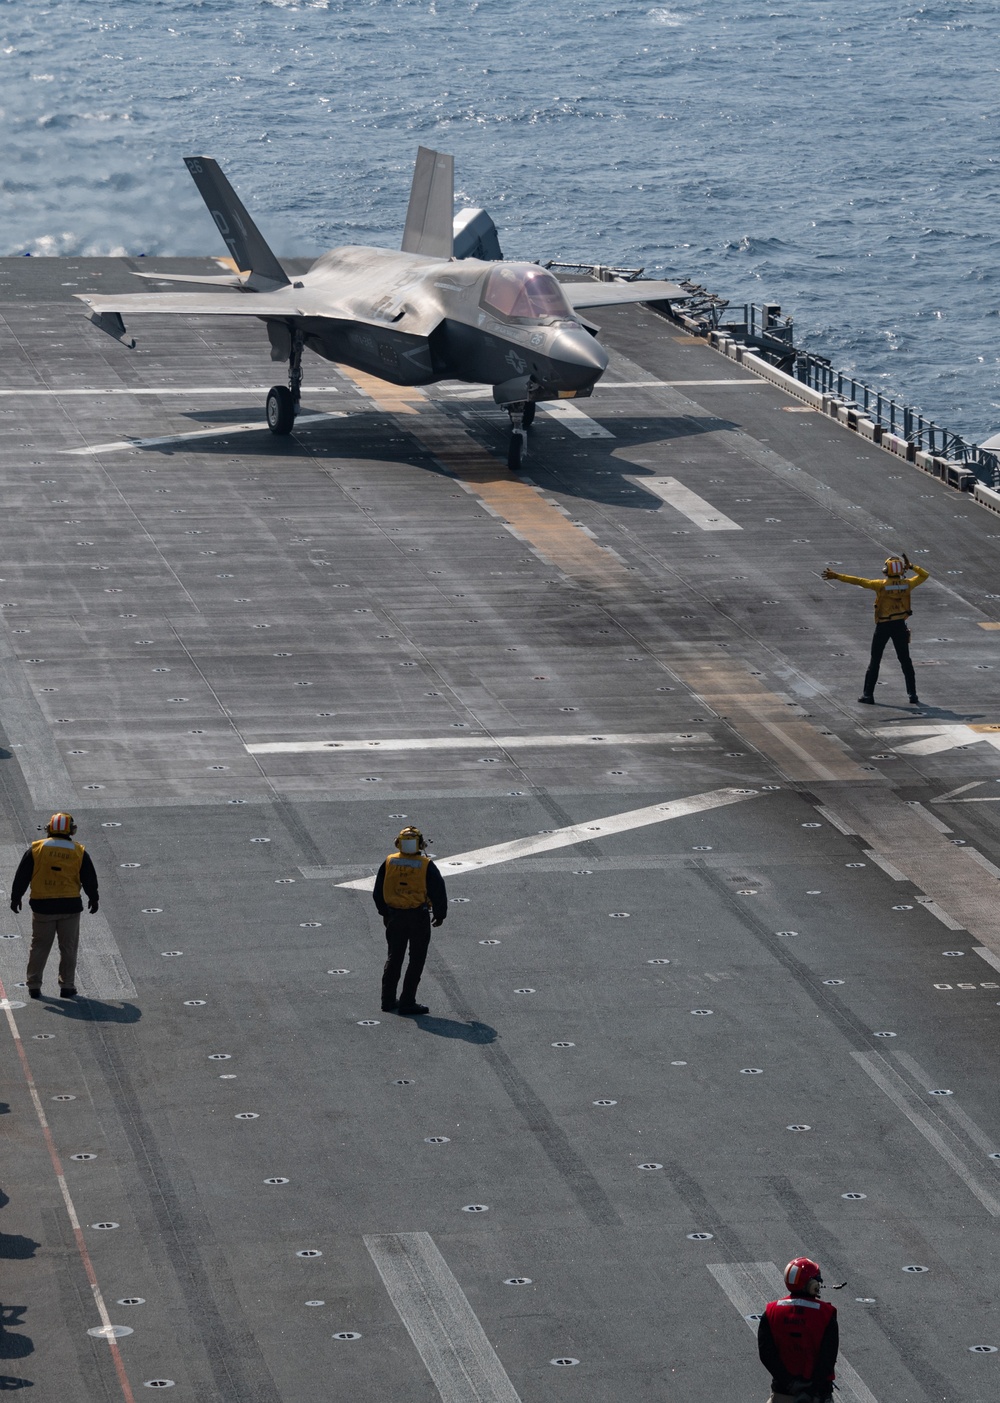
[784,1257,823,1293]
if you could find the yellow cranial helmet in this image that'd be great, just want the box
[884,556,906,577]
[395,825,426,855]
[47,812,76,836]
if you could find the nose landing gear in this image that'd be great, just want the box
[266,331,304,436]
[506,401,535,472]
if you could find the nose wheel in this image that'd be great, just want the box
[506,402,534,471]
[266,331,304,436]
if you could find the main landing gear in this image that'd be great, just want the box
[506,401,536,472]
[266,331,304,436]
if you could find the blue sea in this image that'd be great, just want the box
[2,0,999,441]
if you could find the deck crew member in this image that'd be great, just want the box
[11,812,100,1000]
[758,1257,838,1403]
[822,553,929,704]
[373,826,447,1016]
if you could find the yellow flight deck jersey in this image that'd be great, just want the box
[381,852,430,909]
[827,565,929,622]
[29,837,85,900]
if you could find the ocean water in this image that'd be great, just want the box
[2,0,999,440]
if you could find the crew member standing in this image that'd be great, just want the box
[373,825,447,1016]
[823,553,929,705]
[11,813,99,1000]
[758,1257,838,1403]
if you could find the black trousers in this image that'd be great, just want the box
[381,908,431,1007]
[863,619,916,697]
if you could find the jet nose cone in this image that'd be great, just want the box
[548,327,609,391]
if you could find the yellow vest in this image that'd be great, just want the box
[30,838,85,900]
[831,566,929,622]
[382,853,430,909]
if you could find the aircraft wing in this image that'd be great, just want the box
[76,291,329,318]
[77,289,444,339]
[130,271,247,288]
[562,279,690,308]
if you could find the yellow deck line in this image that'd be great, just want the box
[339,368,630,587]
[674,661,868,782]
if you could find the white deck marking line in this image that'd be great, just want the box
[0,976,138,1402]
[60,412,343,456]
[432,379,757,398]
[364,1233,522,1403]
[707,1263,879,1403]
[880,724,1000,757]
[539,399,615,438]
[338,786,761,891]
[863,849,908,882]
[908,801,952,834]
[852,1051,1000,1217]
[637,477,741,531]
[816,805,858,836]
[600,379,758,388]
[915,896,964,930]
[894,1050,1000,1156]
[974,946,1000,976]
[934,781,985,802]
[0,386,342,396]
[964,848,1000,880]
[247,730,710,756]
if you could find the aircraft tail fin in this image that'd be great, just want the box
[401,147,454,259]
[183,156,290,289]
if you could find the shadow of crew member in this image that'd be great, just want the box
[823,553,929,705]
[758,1257,838,1403]
[374,826,447,1017]
[10,812,99,1000]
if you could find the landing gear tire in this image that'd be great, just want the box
[266,385,295,436]
[507,429,525,473]
[521,402,536,428]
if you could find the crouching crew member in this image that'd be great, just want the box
[11,812,100,1000]
[758,1257,838,1403]
[373,826,447,1016]
[822,553,929,705]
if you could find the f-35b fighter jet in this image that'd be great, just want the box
[79,148,689,470]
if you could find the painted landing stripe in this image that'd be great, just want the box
[60,412,342,456]
[707,1262,879,1403]
[538,400,614,438]
[247,730,710,756]
[338,786,760,891]
[638,477,741,531]
[0,386,342,397]
[852,1051,1000,1218]
[365,1233,522,1403]
[0,975,138,1403]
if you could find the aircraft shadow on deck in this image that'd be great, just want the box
[134,407,739,512]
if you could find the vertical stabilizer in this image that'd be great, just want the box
[401,147,454,259]
[183,156,290,289]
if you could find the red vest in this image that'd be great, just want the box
[764,1297,836,1380]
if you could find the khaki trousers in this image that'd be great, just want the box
[26,912,81,991]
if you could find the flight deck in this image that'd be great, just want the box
[1,256,999,1401]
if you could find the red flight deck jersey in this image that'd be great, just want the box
[763,1295,837,1384]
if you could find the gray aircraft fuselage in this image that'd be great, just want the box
[264,244,608,399]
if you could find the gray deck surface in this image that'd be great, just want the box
[1,257,999,1401]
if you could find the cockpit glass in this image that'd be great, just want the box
[482,265,572,321]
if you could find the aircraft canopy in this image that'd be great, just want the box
[482,265,572,321]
